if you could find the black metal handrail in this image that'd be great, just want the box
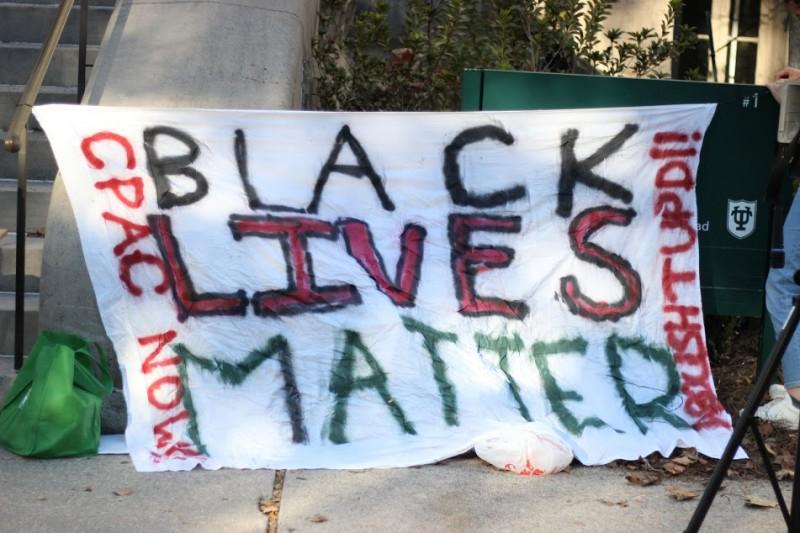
[3,0,91,370]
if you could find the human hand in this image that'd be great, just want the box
[776,67,800,81]
[769,68,800,103]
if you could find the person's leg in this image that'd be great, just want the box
[766,194,800,404]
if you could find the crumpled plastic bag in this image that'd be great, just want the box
[474,422,574,476]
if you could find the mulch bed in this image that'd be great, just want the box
[611,316,797,482]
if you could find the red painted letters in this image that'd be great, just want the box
[652,130,729,430]
[339,218,426,307]
[560,206,642,321]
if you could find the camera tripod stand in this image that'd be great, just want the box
[685,106,800,532]
[685,278,800,532]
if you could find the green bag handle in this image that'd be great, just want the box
[0,331,112,411]
[73,341,113,398]
[0,334,48,411]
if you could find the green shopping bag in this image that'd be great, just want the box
[0,331,112,458]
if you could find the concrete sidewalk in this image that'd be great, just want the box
[0,447,274,532]
[0,445,791,533]
[277,457,789,533]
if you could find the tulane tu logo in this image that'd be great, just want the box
[726,199,757,239]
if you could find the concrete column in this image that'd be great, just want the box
[755,0,789,84]
[790,14,800,68]
[40,0,318,432]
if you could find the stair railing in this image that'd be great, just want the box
[3,0,91,370]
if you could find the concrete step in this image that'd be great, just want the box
[0,355,12,399]
[0,232,44,289]
[0,3,113,46]
[0,84,77,131]
[0,273,39,293]
[0,291,39,355]
[0,179,53,231]
[0,43,98,87]
[0,129,58,180]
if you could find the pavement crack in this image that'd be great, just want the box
[264,469,286,533]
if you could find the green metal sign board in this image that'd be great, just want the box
[462,69,780,317]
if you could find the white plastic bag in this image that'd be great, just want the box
[474,422,574,476]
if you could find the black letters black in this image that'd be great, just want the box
[143,126,209,209]
[556,124,639,218]
[443,125,527,208]
[307,125,395,214]
[234,129,303,213]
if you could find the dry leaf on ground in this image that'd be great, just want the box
[625,471,662,486]
[309,514,328,523]
[671,455,695,467]
[112,489,133,497]
[744,495,778,508]
[778,450,795,471]
[667,486,698,501]
[663,462,686,475]
[764,442,777,457]
[259,497,279,515]
[777,469,795,481]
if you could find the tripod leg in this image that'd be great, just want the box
[749,420,791,524]
[686,297,800,532]
[791,412,800,531]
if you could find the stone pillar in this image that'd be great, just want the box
[39,0,318,432]
[790,14,800,68]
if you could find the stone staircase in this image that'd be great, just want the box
[0,0,114,357]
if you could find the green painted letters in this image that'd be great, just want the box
[474,332,531,421]
[531,337,607,435]
[328,330,417,444]
[402,316,459,426]
[175,361,209,455]
[605,334,690,434]
[174,336,309,444]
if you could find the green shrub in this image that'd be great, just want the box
[313,0,697,111]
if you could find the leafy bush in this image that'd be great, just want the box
[313,0,697,111]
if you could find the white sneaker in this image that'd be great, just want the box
[769,383,788,400]
[755,394,800,430]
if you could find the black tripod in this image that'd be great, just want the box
[686,120,800,532]
[685,277,800,532]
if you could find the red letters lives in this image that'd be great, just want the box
[229,215,361,316]
[448,214,528,319]
[339,218,426,307]
[560,206,641,322]
[149,215,249,322]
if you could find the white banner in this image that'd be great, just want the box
[35,103,733,472]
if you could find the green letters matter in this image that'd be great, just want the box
[328,330,416,444]
[531,337,608,435]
